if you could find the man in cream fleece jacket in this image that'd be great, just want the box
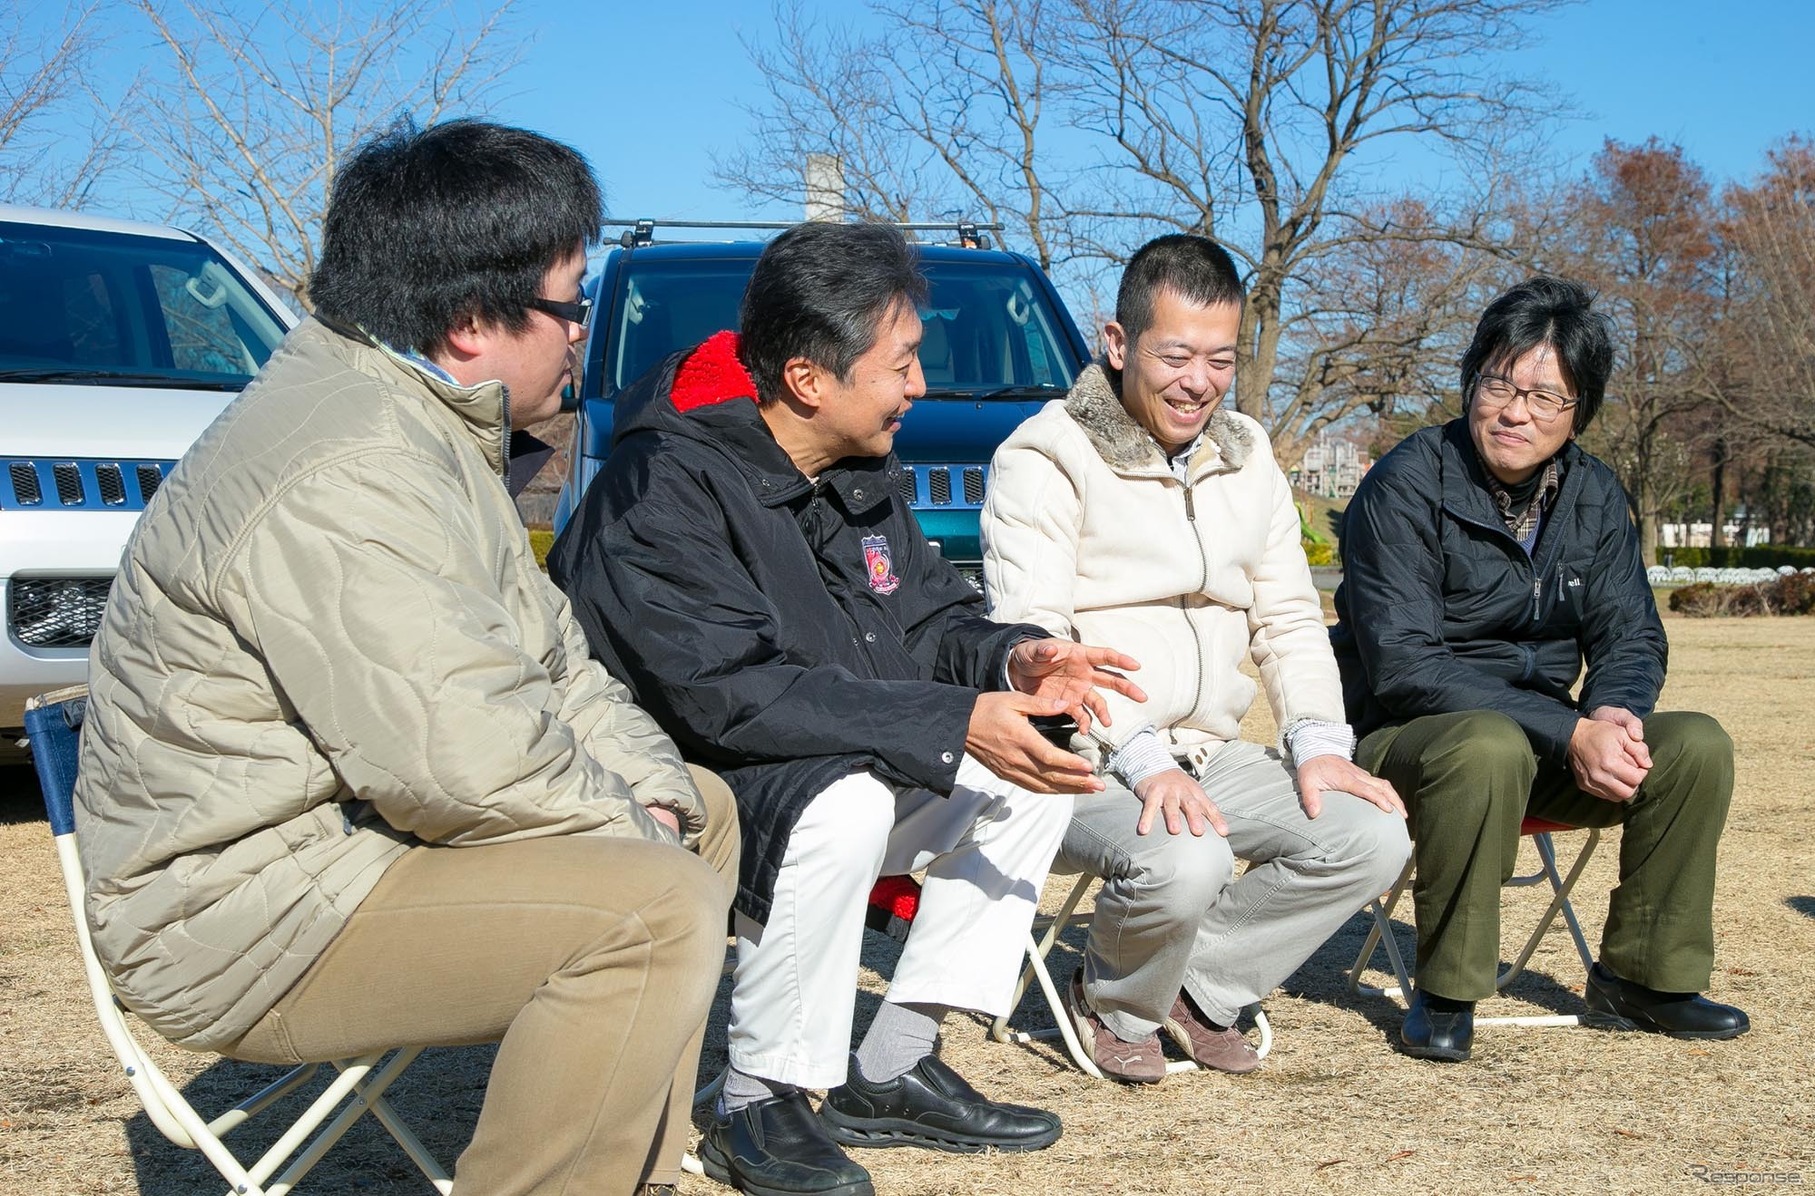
[981,234,1410,1083]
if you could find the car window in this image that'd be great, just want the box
[0,221,288,385]
[601,254,1078,397]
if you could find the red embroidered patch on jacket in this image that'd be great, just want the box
[671,329,758,412]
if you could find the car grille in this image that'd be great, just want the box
[8,577,112,648]
[1,458,173,510]
[895,464,988,510]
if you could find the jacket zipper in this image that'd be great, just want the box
[1182,484,1209,722]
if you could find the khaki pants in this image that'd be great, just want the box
[1358,710,1733,1001]
[1059,740,1410,1034]
[225,767,739,1195]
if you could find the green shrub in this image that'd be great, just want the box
[1303,538,1335,566]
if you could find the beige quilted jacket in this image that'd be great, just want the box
[981,364,1344,764]
[75,319,700,1051]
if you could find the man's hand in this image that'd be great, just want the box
[1588,705,1652,768]
[1132,767,1228,837]
[645,805,682,837]
[1006,638,1146,736]
[1295,755,1406,820]
[1569,708,1650,802]
[965,691,1106,795]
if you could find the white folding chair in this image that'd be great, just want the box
[26,686,453,1196]
[989,873,1272,1078]
[1347,816,1602,1028]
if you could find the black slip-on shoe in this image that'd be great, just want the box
[1399,988,1475,1062]
[696,1091,875,1196]
[819,1052,1062,1153]
[1583,962,1751,1040]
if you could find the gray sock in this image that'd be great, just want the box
[854,1001,950,1083]
[718,1066,798,1115]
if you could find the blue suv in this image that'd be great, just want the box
[553,221,1092,587]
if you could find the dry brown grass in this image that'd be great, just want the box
[3,616,1812,1195]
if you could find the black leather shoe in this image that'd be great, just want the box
[696,1091,875,1196]
[1583,962,1751,1040]
[820,1052,1062,1153]
[1399,988,1475,1062]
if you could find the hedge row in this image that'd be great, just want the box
[1658,545,1815,569]
[1668,574,1815,617]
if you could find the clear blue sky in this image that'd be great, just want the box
[498,0,1815,227]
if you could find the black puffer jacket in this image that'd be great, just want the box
[549,332,1042,920]
[1329,419,1666,764]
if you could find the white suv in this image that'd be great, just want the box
[1,205,296,753]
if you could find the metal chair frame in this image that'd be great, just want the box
[27,687,453,1196]
[1346,818,1602,1028]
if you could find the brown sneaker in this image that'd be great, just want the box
[1163,992,1261,1074]
[1065,970,1165,1084]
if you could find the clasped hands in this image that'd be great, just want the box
[1569,706,1651,801]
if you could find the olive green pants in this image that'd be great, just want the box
[1357,709,1733,1001]
[225,767,739,1195]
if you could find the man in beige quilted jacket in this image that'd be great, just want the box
[72,120,735,1196]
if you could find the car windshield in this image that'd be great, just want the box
[600,255,1078,396]
[0,221,289,388]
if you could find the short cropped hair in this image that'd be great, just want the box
[308,118,602,355]
[739,222,928,406]
[1115,234,1245,346]
[1460,277,1615,433]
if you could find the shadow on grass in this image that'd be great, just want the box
[0,762,48,826]
[1787,895,1815,920]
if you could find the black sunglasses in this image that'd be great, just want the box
[528,295,594,329]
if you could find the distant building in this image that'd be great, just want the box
[1659,521,1771,548]
[1291,434,1370,499]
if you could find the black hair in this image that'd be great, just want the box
[1460,276,1615,433]
[1115,234,1245,346]
[738,221,928,405]
[307,118,602,355]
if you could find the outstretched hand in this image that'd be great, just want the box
[1006,638,1145,736]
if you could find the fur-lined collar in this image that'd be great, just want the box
[1064,362,1252,476]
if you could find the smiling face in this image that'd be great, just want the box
[784,297,925,474]
[1468,342,1577,485]
[1103,289,1241,457]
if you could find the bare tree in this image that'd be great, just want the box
[0,4,117,207]
[121,0,523,307]
[722,0,1566,468]
[1557,138,1718,564]
[1710,137,1815,453]
[719,0,1069,270]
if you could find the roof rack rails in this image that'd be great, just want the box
[604,218,1005,250]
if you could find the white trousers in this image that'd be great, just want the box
[727,755,1072,1088]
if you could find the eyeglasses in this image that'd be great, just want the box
[528,294,594,329]
[1474,373,1577,423]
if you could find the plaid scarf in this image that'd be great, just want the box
[1485,457,1560,544]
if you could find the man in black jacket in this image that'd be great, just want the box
[1330,277,1747,1063]
[551,221,1144,1196]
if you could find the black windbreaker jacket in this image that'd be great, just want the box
[1329,420,1666,764]
[548,332,1043,920]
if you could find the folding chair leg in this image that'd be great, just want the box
[1349,832,1601,1029]
[1347,861,1415,1004]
